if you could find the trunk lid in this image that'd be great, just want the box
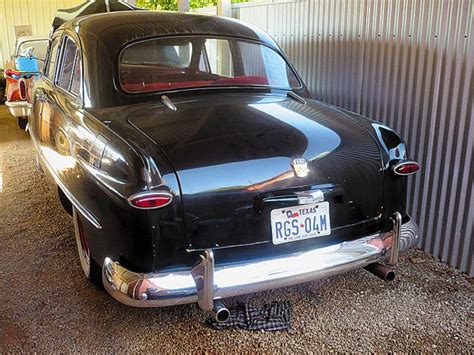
[128,93,383,250]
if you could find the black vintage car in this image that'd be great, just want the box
[30,11,420,322]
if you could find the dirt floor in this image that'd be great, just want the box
[0,105,472,352]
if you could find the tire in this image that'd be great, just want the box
[17,117,28,130]
[73,207,103,288]
[0,76,6,102]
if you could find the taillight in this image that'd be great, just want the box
[19,78,27,100]
[391,161,420,176]
[129,192,173,209]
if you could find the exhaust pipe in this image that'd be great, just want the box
[364,263,396,282]
[212,301,230,323]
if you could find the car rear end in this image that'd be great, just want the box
[4,66,35,129]
[77,15,420,318]
[101,94,420,321]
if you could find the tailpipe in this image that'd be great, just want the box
[364,263,396,282]
[212,301,230,323]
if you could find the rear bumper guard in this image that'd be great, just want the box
[102,214,419,309]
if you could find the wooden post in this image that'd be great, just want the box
[217,0,231,17]
[177,0,190,12]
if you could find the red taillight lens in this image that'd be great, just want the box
[19,78,27,100]
[129,192,172,209]
[392,161,420,176]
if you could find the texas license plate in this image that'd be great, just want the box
[271,202,331,245]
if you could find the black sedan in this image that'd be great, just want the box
[30,11,420,322]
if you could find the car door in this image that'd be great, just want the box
[31,34,61,156]
[31,33,83,182]
[33,33,107,225]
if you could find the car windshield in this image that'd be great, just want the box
[119,37,301,94]
[17,39,49,60]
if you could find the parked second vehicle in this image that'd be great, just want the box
[29,11,420,322]
[4,36,48,130]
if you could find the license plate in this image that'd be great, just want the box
[271,202,331,245]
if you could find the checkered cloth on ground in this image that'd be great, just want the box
[206,301,291,331]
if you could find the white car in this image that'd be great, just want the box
[4,36,48,129]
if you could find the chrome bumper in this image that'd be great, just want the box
[102,217,419,308]
[5,100,32,118]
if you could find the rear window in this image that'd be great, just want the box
[119,36,301,94]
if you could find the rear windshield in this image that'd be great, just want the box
[119,37,301,93]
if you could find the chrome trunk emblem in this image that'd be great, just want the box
[291,158,309,178]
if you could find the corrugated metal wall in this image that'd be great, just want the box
[234,0,473,275]
[0,0,82,66]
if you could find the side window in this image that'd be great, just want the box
[57,37,77,90]
[45,37,60,80]
[57,36,81,97]
[70,55,82,96]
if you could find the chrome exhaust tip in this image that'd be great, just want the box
[364,263,396,282]
[212,301,230,323]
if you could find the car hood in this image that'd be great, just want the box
[127,92,384,249]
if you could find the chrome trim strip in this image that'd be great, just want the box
[29,133,102,229]
[102,219,419,308]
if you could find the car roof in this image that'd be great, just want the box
[53,11,287,108]
[52,0,141,32]
[63,11,279,50]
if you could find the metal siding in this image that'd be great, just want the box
[0,0,82,67]
[236,0,473,275]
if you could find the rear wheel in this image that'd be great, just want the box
[17,117,28,130]
[73,207,102,288]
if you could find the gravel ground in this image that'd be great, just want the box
[0,105,473,352]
